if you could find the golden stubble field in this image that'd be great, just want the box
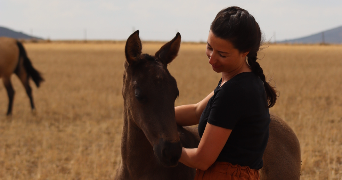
[0,41,341,180]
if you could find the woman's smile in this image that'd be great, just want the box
[210,63,220,71]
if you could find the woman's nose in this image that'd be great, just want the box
[208,53,216,65]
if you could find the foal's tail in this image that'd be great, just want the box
[16,41,44,87]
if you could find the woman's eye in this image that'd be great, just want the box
[219,54,226,58]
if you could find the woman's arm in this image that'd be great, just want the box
[179,123,232,170]
[175,91,214,126]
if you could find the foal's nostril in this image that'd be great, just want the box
[162,148,167,158]
[154,139,182,166]
[161,141,182,164]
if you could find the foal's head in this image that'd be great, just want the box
[123,31,181,167]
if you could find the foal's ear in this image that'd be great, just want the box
[125,30,142,65]
[155,32,181,65]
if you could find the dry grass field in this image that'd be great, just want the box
[0,41,341,180]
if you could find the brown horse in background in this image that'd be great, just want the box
[0,37,44,115]
[116,31,301,180]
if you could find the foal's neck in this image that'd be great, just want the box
[121,108,160,172]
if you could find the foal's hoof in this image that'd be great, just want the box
[6,114,12,120]
[32,109,37,116]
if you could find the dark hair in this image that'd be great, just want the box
[210,6,277,108]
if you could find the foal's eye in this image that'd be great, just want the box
[135,88,144,101]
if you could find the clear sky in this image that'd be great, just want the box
[1,0,341,42]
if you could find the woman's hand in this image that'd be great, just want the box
[175,91,214,126]
[179,122,232,170]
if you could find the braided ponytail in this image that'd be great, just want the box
[211,6,277,108]
[247,52,277,107]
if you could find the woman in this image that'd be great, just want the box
[176,6,277,180]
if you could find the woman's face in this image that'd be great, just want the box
[206,30,249,74]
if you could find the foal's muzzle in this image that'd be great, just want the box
[153,138,182,167]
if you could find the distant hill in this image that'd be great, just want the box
[280,25,342,44]
[0,26,43,40]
